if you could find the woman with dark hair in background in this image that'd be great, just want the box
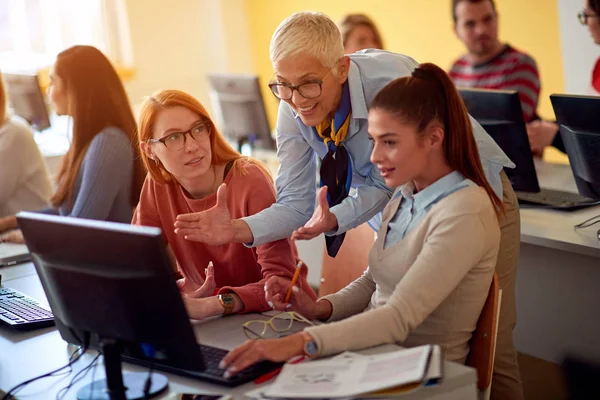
[339,13,384,54]
[0,45,145,243]
[220,63,502,376]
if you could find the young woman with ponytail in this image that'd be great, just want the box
[219,63,502,376]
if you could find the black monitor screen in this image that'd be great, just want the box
[459,88,539,193]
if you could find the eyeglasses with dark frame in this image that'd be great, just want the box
[268,68,334,101]
[147,121,210,151]
[578,10,599,25]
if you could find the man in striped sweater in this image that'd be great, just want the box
[449,0,540,124]
[450,3,527,400]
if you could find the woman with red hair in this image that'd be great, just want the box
[135,89,315,320]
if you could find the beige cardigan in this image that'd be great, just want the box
[305,185,500,363]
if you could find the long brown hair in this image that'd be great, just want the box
[339,13,384,50]
[370,62,504,215]
[50,45,145,207]
[137,89,272,185]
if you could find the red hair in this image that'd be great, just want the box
[370,63,504,216]
[137,89,272,185]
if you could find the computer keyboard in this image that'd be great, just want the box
[515,188,600,210]
[195,344,282,386]
[0,287,54,330]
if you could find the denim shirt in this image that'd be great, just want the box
[384,171,474,249]
[242,49,514,247]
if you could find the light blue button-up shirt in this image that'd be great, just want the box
[383,171,474,249]
[242,50,514,247]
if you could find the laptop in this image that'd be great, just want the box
[16,212,281,387]
[0,243,30,267]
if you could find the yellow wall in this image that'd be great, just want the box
[245,0,565,129]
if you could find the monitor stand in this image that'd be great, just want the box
[77,339,168,400]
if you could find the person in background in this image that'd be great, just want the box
[220,63,501,376]
[0,72,52,226]
[526,0,600,155]
[450,0,541,124]
[134,89,315,320]
[339,13,384,54]
[0,45,145,243]
[173,13,520,400]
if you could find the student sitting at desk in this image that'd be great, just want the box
[0,72,52,221]
[173,14,520,397]
[0,45,145,243]
[134,89,315,320]
[221,63,501,376]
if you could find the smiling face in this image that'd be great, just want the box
[368,108,448,191]
[272,54,350,126]
[141,105,212,193]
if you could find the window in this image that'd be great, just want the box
[0,0,133,72]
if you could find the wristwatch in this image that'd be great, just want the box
[218,293,235,315]
[301,331,319,358]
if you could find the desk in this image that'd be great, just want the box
[0,264,477,400]
[515,160,600,363]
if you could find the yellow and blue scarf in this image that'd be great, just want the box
[313,81,353,257]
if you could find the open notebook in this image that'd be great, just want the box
[0,243,30,267]
[258,345,442,399]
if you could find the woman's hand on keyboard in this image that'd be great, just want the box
[0,229,25,244]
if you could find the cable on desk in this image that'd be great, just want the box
[1,344,88,400]
[55,351,102,400]
[574,214,600,230]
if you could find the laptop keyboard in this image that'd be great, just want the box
[198,344,280,383]
[0,287,54,330]
[515,188,600,210]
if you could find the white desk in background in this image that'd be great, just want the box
[515,160,600,364]
[0,263,478,400]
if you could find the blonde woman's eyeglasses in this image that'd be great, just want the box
[242,311,315,339]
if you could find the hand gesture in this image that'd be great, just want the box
[174,184,235,245]
[177,262,216,298]
[0,229,25,244]
[292,186,338,241]
[264,264,319,319]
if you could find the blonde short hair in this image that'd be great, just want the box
[270,12,345,69]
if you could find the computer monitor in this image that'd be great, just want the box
[459,88,540,193]
[3,73,51,131]
[16,212,279,399]
[207,73,275,153]
[550,94,600,200]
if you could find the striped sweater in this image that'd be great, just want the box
[449,45,540,122]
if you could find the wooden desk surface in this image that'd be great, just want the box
[519,160,600,258]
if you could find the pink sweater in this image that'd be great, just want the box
[132,161,316,312]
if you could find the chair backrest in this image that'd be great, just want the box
[318,222,374,297]
[466,272,501,392]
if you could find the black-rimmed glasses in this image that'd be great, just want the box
[578,10,599,25]
[268,69,333,100]
[147,122,210,151]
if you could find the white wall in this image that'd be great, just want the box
[557,0,600,94]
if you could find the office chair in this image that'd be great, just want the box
[466,272,502,400]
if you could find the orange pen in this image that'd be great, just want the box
[284,261,303,303]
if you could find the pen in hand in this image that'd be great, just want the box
[284,261,303,303]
